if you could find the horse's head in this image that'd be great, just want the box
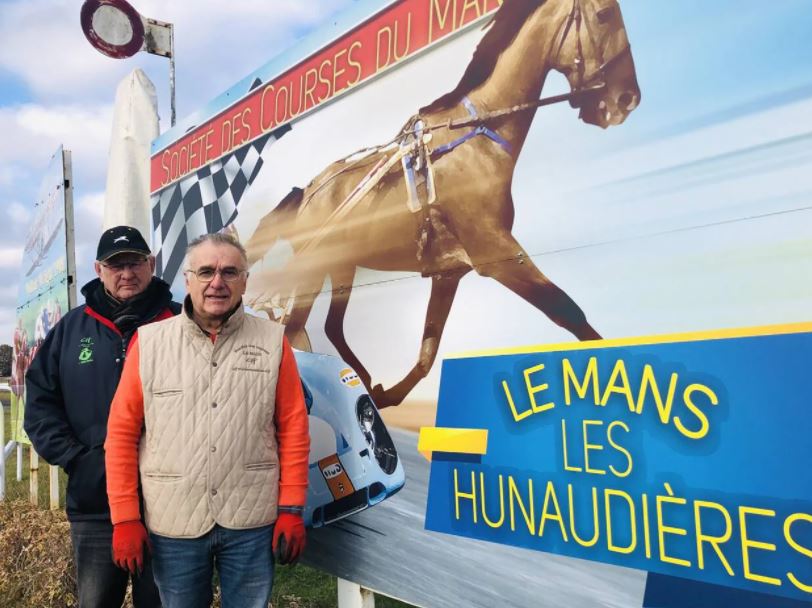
[549,0,640,128]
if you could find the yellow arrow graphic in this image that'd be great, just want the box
[417,427,488,462]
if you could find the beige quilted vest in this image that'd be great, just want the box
[137,304,284,538]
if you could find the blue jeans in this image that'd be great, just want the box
[149,524,275,608]
[69,520,161,608]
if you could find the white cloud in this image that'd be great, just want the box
[0,307,17,345]
[0,283,18,300]
[0,0,354,107]
[0,0,122,100]
[0,103,113,183]
[0,248,23,269]
[76,191,105,223]
[4,201,31,225]
[70,191,106,289]
[74,191,106,251]
[0,165,20,187]
[0,284,18,339]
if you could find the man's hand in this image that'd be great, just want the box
[112,520,150,574]
[273,512,306,565]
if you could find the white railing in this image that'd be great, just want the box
[1,386,60,508]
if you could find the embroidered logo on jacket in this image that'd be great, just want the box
[232,344,271,372]
[78,337,94,364]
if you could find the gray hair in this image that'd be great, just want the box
[184,233,248,270]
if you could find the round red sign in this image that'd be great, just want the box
[80,0,145,59]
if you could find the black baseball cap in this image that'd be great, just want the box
[96,226,151,261]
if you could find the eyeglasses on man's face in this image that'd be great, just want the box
[101,257,149,273]
[185,267,246,283]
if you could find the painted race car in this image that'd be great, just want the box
[295,350,405,528]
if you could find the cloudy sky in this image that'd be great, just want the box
[2,0,811,405]
[0,0,354,344]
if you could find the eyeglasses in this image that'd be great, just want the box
[185,267,246,283]
[101,258,149,272]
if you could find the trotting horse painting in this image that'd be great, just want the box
[244,0,641,407]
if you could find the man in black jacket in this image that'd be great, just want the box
[25,226,179,608]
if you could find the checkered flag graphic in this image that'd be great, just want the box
[151,125,290,285]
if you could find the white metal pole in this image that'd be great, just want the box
[29,449,39,506]
[169,23,176,126]
[0,410,5,501]
[16,443,22,481]
[49,465,60,510]
[63,149,78,309]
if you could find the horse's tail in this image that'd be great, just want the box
[245,187,304,265]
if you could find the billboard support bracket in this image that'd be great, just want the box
[337,579,375,608]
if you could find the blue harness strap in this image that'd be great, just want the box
[431,96,513,159]
[401,119,423,211]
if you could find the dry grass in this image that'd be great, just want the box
[0,499,410,608]
[0,499,76,607]
[1,389,412,608]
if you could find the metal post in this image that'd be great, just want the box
[16,443,22,481]
[143,17,175,127]
[0,409,5,501]
[49,465,60,510]
[169,22,176,126]
[29,449,39,506]
[337,579,375,608]
[63,149,78,309]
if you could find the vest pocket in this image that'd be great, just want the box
[143,472,183,481]
[145,388,185,467]
[152,388,182,396]
[244,461,278,471]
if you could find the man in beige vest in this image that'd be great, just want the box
[105,233,310,608]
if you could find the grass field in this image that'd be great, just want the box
[1,392,412,608]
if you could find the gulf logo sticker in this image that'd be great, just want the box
[318,454,355,498]
[340,368,361,388]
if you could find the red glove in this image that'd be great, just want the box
[273,512,306,565]
[112,520,150,574]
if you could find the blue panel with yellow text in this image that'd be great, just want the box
[424,325,812,604]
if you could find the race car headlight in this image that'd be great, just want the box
[356,395,398,474]
[357,395,377,447]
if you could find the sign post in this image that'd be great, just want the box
[80,0,176,125]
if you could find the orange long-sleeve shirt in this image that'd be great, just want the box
[105,333,310,525]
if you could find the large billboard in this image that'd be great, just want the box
[11,147,77,444]
[147,0,812,605]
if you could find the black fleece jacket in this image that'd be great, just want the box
[24,277,180,521]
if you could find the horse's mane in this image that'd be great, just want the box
[420,0,546,113]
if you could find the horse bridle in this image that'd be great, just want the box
[552,0,632,105]
[342,0,636,162]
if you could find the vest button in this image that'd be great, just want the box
[212,402,218,408]
[210,446,216,453]
[211,489,217,496]
[212,361,218,367]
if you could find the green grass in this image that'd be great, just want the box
[273,564,337,607]
[2,399,413,607]
[273,565,412,608]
